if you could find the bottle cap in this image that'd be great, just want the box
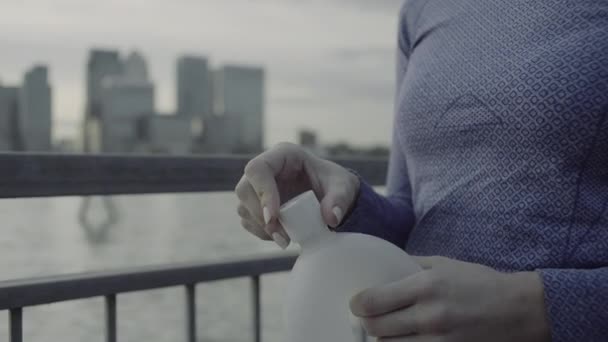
[279,190,329,244]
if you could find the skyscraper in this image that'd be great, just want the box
[86,49,122,118]
[213,65,265,153]
[99,51,155,153]
[84,49,123,152]
[177,56,212,120]
[200,113,242,154]
[0,85,21,151]
[19,66,52,151]
[100,51,154,119]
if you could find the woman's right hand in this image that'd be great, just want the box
[235,142,360,249]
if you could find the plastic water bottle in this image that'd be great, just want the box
[279,190,420,341]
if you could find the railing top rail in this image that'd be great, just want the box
[0,153,388,198]
[0,253,298,310]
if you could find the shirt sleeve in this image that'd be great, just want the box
[538,267,608,341]
[337,13,416,248]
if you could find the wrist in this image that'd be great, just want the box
[332,169,362,230]
[506,271,551,342]
[346,168,361,208]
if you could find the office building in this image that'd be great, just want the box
[200,113,242,154]
[82,50,154,153]
[213,65,265,153]
[84,49,123,152]
[98,51,154,153]
[19,66,52,151]
[0,85,20,150]
[100,67,154,119]
[177,56,213,120]
[86,49,122,118]
[137,114,192,155]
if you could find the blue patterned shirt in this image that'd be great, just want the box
[342,1,608,340]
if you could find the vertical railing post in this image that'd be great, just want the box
[10,308,22,342]
[105,294,117,342]
[185,284,197,342]
[359,326,367,342]
[251,275,261,342]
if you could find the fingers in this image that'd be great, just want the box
[351,271,430,317]
[236,176,265,225]
[244,147,293,223]
[237,142,361,247]
[240,218,271,241]
[359,301,453,338]
[237,158,292,249]
[236,175,289,246]
[319,171,360,228]
[377,335,444,342]
[236,175,269,240]
[241,143,309,246]
[365,302,453,339]
[413,256,447,270]
[360,307,418,337]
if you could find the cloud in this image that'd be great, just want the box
[0,0,403,146]
[331,46,395,62]
[330,0,404,11]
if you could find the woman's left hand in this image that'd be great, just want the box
[350,256,551,342]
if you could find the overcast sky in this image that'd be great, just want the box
[0,0,404,147]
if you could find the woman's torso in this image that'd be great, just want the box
[397,0,608,271]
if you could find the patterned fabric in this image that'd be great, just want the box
[341,0,608,340]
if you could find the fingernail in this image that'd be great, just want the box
[332,206,343,225]
[272,232,289,249]
[263,206,271,225]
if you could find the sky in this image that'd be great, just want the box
[0,0,404,147]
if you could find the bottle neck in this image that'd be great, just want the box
[297,226,336,249]
[278,191,335,249]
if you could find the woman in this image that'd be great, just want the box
[235,1,608,340]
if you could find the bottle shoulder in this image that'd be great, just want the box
[296,232,419,275]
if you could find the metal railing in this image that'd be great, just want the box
[0,153,388,342]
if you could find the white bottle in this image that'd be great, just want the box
[279,190,421,342]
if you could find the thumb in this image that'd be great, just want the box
[319,181,358,228]
[413,256,445,269]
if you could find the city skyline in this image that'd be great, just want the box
[0,0,403,148]
[83,48,265,154]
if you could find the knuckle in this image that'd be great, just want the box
[346,172,359,189]
[418,270,434,288]
[241,219,252,230]
[424,304,453,333]
[331,188,349,205]
[427,270,443,288]
[274,141,297,151]
[418,271,441,297]
[360,317,380,337]
[235,182,248,201]
[359,293,378,316]
[275,142,307,161]
[244,158,261,178]
[237,205,249,218]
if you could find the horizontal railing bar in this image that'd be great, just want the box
[0,153,388,198]
[0,253,297,310]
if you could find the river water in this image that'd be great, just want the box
[0,192,290,342]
